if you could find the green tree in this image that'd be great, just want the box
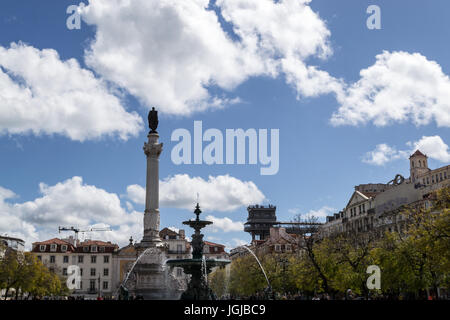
[228,254,267,297]
[0,250,68,299]
[209,267,228,298]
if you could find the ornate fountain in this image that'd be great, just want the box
[166,203,230,300]
[116,108,228,300]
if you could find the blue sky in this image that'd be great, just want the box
[0,0,449,250]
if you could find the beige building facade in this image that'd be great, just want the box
[31,237,118,298]
[322,150,450,237]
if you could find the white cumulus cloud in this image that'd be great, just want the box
[0,177,143,249]
[362,144,408,166]
[80,0,336,115]
[205,215,244,233]
[0,43,143,141]
[332,51,450,128]
[127,174,265,212]
[408,136,450,163]
[363,135,450,166]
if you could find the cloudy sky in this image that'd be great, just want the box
[0,0,449,250]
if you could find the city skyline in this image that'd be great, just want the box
[1,0,449,250]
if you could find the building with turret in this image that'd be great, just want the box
[321,150,449,237]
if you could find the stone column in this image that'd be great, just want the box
[141,132,163,246]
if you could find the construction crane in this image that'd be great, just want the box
[58,226,111,246]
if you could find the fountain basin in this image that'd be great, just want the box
[166,258,230,271]
[166,258,230,300]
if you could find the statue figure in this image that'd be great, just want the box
[148,107,158,133]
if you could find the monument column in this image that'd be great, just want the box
[141,107,163,246]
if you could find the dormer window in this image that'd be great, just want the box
[99,246,105,253]
[39,245,46,252]
[83,246,89,252]
[50,244,57,252]
[91,246,98,252]
[275,244,281,252]
[61,245,67,252]
[286,244,292,252]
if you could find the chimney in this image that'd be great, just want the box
[270,227,278,239]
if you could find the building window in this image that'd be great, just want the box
[103,281,108,290]
[61,245,67,252]
[90,268,96,276]
[103,268,109,276]
[176,268,183,277]
[50,256,56,263]
[91,256,97,263]
[275,244,281,252]
[79,281,83,289]
[80,268,83,276]
[50,244,57,252]
[444,172,447,179]
[91,246,97,253]
[90,280,96,291]
[99,246,105,253]
[63,268,67,276]
[63,256,69,263]
[78,256,84,263]
[427,177,430,184]
[83,246,89,252]
[440,173,443,181]
[39,245,46,252]
[214,247,218,252]
[103,256,109,263]
[286,244,292,252]
[37,256,42,261]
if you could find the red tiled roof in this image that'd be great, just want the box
[31,238,76,253]
[32,238,72,246]
[31,238,118,253]
[203,241,225,247]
